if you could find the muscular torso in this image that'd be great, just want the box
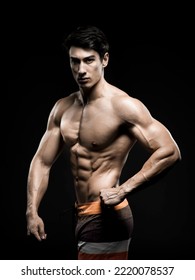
[59,91,136,203]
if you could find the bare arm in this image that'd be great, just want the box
[26,100,65,240]
[100,96,181,205]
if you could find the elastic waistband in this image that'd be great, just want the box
[76,199,129,216]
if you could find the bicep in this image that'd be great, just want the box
[35,127,64,166]
[131,118,175,153]
[119,97,175,152]
[33,99,67,166]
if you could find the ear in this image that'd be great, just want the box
[102,52,109,67]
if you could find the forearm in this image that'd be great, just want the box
[26,162,50,217]
[121,145,181,194]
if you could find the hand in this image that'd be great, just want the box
[99,187,125,206]
[27,214,47,241]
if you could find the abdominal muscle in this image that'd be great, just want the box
[70,142,127,204]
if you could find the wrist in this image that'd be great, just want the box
[26,209,38,218]
[121,183,134,195]
[141,172,149,182]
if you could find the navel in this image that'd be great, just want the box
[92,141,97,147]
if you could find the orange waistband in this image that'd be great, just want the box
[76,199,129,215]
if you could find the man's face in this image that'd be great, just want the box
[69,47,108,89]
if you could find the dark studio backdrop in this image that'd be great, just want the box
[6,5,194,260]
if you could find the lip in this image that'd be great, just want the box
[77,78,89,84]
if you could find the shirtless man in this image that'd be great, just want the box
[26,25,181,259]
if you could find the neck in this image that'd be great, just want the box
[80,79,107,105]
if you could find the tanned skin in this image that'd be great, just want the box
[26,47,181,241]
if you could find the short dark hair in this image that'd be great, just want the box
[63,25,109,59]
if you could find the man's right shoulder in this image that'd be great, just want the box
[49,92,79,124]
[54,91,79,108]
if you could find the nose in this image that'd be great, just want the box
[78,61,86,75]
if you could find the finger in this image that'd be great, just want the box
[107,193,118,199]
[38,224,47,240]
[40,233,47,240]
[34,231,42,241]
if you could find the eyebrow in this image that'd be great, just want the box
[70,55,96,60]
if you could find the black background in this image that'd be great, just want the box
[6,3,194,260]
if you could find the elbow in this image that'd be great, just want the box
[177,149,182,162]
[170,144,182,165]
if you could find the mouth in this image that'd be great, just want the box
[77,78,89,84]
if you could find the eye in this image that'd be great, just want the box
[70,58,80,65]
[85,57,95,64]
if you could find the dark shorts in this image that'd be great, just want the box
[75,199,134,260]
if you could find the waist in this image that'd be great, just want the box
[76,199,129,216]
